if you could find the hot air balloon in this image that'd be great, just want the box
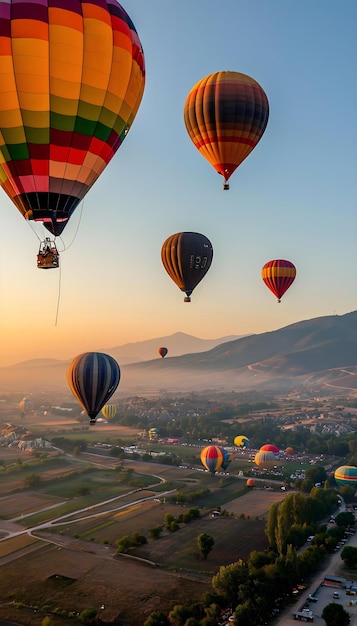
[260,444,278,453]
[0,0,145,265]
[246,478,255,488]
[285,447,294,456]
[161,232,213,302]
[219,447,231,471]
[101,404,117,420]
[334,466,357,489]
[158,347,168,358]
[184,71,269,190]
[261,260,296,303]
[200,445,224,474]
[148,428,159,440]
[254,451,276,470]
[67,352,120,425]
[19,397,33,416]
[234,435,249,448]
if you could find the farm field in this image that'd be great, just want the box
[0,453,290,625]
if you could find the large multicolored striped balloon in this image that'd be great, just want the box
[200,445,224,474]
[0,0,145,236]
[261,260,296,303]
[334,466,357,489]
[254,450,276,469]
[184,71,269,189]
[67,352,120,424]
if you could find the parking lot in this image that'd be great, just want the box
[275,518,357,625]
[278,584,357,625]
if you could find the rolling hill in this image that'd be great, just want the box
[0,312,356,395]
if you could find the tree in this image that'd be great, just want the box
[341,545,357,568]
[79,608,98,623]
[197,533,214,559]
[148,526,163,539]
[24,472,41,488]
[336,511,355,528]
[116,535,131,553]
[144,611,170,626]
[212,560,249,608]
[322,602,350,626]
[164,512,175,529]
[168,604,192,626]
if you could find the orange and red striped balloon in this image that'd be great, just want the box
[261,260,296,302]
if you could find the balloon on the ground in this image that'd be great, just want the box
[254,450,276,469]
[260,444,279,454]
[285,447,294,456]
[101,405,117,420]
[334,466,357,488]
[149,428,159,440]
[234,435,249,448]
[67,352,120,425]
[219,447,231,470]
[246,478,256,488]
[200,445,224,474]
[261,260,296,303]
[161,232,213,302]
[158,347,168,358]
[184,71,269,189]
[19,397,33,415]
[0,0,145,237]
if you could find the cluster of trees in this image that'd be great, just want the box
[93,395,357,457]
[143,486,354,625]
[116,508,202,552]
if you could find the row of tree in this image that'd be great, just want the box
[143,484,353,625]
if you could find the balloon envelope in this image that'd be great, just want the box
[67,352,120,424]
[19,397,33,414]
[261,260,296,302]
[246,478,255,487]
[101,404,117,420]
[161,232,213,301]
[158,347,168,358]
[334,466,357,488]
[0,0,145,236]
[200,445,224,474]
[184,71,269,187]
[219,447,231,470]
[254,451,276,469]
[234,435,249,448]
[260,444,279,454]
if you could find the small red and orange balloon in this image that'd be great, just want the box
[261,260,296,303]
[158,347,168,358]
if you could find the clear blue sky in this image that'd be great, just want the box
[0,0,356,366]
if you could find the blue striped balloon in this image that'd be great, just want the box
[67,352,120,424]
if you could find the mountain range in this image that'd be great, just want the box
[1,312,356,395]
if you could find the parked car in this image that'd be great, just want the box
[307,595,318,602]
